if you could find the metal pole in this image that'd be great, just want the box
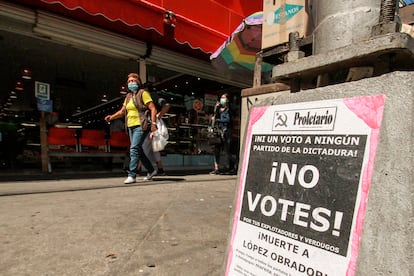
[40,111,49,173]
[139,58,146,84]
[313,0,382,54]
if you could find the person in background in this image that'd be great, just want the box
[138,89,171,176]
[46,112,59,126]
[210,93,237,175]
[105,73,158,184]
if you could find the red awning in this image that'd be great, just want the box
[15,0,262,57]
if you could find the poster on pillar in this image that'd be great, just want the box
[225,95,385,276]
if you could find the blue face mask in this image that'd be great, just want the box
[128,82,139,92]
[220,98,227,106]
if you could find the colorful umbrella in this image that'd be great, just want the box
[210,12,273,79]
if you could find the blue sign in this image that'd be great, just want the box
[37,98,53,112]
[273,4,304,24]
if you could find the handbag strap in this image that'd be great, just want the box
[125,90,150,129]
[132,89,147,112]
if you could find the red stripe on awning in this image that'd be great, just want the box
[39,0,166,34]
[15,0,262,55]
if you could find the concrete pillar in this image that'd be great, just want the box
[313,0,382,54]
[139,59,146,84]
[240,71,414,275]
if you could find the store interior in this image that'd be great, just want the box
[0,29,242,171]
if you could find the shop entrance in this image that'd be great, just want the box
[0,29,242,174]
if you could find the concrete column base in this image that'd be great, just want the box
[241,71,414,275]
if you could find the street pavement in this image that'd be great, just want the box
[0,173,239,276]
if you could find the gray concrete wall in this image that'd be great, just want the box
[240,71,413,275]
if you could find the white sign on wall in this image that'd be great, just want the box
[225,95,385,276]
[35,81,50,100]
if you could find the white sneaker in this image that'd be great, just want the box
[144,169,157,181]
[123,176,136,184]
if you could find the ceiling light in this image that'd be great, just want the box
[14,81,24,91]
[119,86,128,95]
[21,68,32,79]
[21,122,37,127]
[67,125,83,129]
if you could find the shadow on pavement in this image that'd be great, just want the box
[0,168,211,182]
[0,177,188,197]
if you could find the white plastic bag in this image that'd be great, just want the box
[156,118,169,140]
[151,131,168,152]
[151,119,169,152]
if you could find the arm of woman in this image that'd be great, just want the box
[216,108,231,123]
[105,105,126,122]
[158,102,171,118]
[146,101,158,132]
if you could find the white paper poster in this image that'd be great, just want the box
[225,95,385,276]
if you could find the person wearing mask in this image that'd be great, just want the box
[105,73,158,183]
[210,93,237,175]
[138,90,171,176]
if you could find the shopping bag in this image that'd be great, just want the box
[156,118,169,140]
[207,126,223,145]
[152,119,169,151]
[151,131,168,151]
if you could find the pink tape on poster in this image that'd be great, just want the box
[343,94,385,275]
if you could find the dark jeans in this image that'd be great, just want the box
[213,131,237,171]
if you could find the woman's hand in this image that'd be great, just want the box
[150,122,157,132]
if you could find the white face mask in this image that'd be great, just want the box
[220,98,227,105]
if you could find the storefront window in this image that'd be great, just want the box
[0,30,242,171]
